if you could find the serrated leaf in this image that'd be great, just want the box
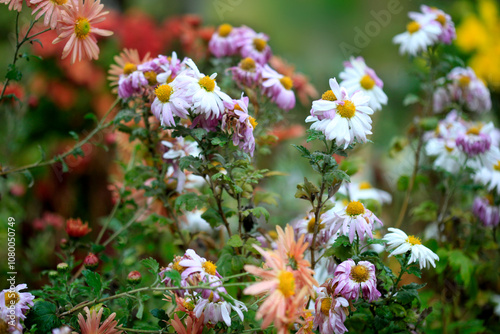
[25,301,61,333]
[191,128,208,140]
[227,235,243,248]
[82,270,102,297]
[141,258,160,274]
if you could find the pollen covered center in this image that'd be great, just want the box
[345,201,365,216]
[407,21,421,34]
[320,298,332,316]
[436,14,447,26]
[155,84,173,103]
[75,18,91,39]
[360,74,375,90]
[123,63,137,75]
[199,76,216,92]
[322,90,337,101]
[253,38,267,52]
[249,116,258,129]
[51,0,68,5]
[240,57,256,71]
[278,271,296,298]
[337,100,356,119]
[4,292,20,306]
[145,71,158,85]
[406,235,422,245]
[458,75,471,87]
[172,261,186,273]
[359,181,372,190]
[494,160,500,171]
[280,76,293,90]
[307,217,325,234]
[351,264,370,283]
[218,23,233,37]
[466,126,481,135]
[202,260,217,276]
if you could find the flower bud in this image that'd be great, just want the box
[60,238,69,250]
[84,253,99,270]
[48,270,58,279]
[127,271,142,285]
[57,262,69,274]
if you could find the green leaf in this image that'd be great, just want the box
[254,191,279,206]
[292,144,311,158]
[136,300,144,319]
[397,175,409,191]
[403,93,420,106]
[150,308,169,328]
[211,135,228,146]
[175,193,206,212]
[227,235,243,248]
[82,270,102,297]
[22,170,34,188]
[411,200,438,222]
[25,301,61,333]
[69,131,79,141]
[163,270,182,287]
[191,128,208,140]
[401,282,426,290]
[84,113,99,123]
[6,64,22,81]
[141,257,160,274]
[245,207,270,221]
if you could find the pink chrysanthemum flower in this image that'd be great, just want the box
[244,245,310,333]
[208,23,240,58]
[222,94,257,156]
[30,0,68,29]
[77,306,122,334]
[179,249,223,285]
[262,64,296,111]
[447,67,492,113]
[151,79,190,127]
[473,196,500,228]
[294,211,333,248]
[0,0,23,12]
[0,284,35,322]
[52,0,113,64]
[455,122,494,157]
[313,286,349,334]
[238,27,272,65]
[322,200,382,243]
[332,259,381,302]
[421,5,456,44]
[228,57,262,87]
[107,48,151,92]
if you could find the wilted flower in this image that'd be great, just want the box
[383,228,439,269]
[332,259,381,302]
[221,94,257,156]
[313,286,349,334]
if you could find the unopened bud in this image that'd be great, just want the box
[127,271,142,285]
[84,253,99,270]
[57,262,69,274]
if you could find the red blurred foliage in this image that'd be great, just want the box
[66,218,92,238]
[47,81,77,110]
[269,123,306,142]
[58,59,105,90]
[116,11,164,58]
[1,83,25,105]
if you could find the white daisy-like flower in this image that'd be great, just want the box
[176,58,231,120]
[178,249,222,282]
[393,12,441,56]
[474,158,500,195]
[306,78,374,149]
[339,56,387,111]
[162,137,200,160]
[425,137,466,174]
[322,200,382,243]
[151,79,190,127]
[383,227,439,269]
[193,293,247,327]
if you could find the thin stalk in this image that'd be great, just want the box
[102,207,148,247]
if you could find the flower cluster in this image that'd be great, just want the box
[393,5,456,55]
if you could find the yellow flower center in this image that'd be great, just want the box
[4,292,20,307]
[249,116,258,129]
[486,194,494,205]
[407,21,421,34]
[307,217,325,233]
[75,18,91,39]
[466,126,481,135]
[320,298,332,316]
[458,75,471,87]
[123,63,137,75]
[278,271,296,298]
[337,100,356,119]
[240,57,256,71]
[359,181,372,190]
[406,235,422,245]
[183,301,195,311]
[322,89,337,101]
[280,76,293,90]
[494,160,500,171]
[436,14,447,26]
[345,201,365,216]
[144,71,158,85]
[155,84,173,103]
[351,264,370,283]
[360,74,375,90]
[268,231,278,240]
[202,261,217,276]
[253,38,267,52]
[199,76,216,92]
[218,23,232,37]
[50,0,67,5]
[444,145,454,153]
[172,261,186,273]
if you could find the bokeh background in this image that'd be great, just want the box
[1,0,499,291]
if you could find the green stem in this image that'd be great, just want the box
[102,206,148,247]
[0,99,119,176]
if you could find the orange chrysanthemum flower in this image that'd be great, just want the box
[107,48,151,91]
[169,313,204,334]
[78,307,122,334]
[66,218,92,238]
[52,0,113,63]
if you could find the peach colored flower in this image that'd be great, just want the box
[66,218,92,237]
[30,0,68,29]
[170,313,204,334]
[52,0,113,63]
[107,48,151,92]
[244,244,311,334]
[275,225,318,295]
[0,0,23,12]
[78,307,122,334]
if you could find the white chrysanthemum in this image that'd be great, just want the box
[474,158,500,195]
[306,78,374,149]
[338,181,392,204]
[393,12,441,56]
[151,78,190,127]
[162,137,200,160]
[339,56,387,111]
[425,137,466,174]
[383,228,439,269]
[176,58,231,120]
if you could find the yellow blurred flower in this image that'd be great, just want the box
[456,0,500,90]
